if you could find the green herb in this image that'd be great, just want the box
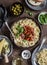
[39,15,45,24]
[45,14,47,23]
[23,40,27,42]
[29,12,33,16]
[25,10,33,16]
[16,24,24,37]
[39,13,47,24]
[16,33,19,38]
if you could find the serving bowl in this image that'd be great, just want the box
[0,35,13,59]
[31,39,47,65]
[8,17,42,49]
[25,0,46,10]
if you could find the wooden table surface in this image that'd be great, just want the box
[0,0,47,65]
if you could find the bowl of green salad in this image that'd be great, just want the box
[38,12,47,25]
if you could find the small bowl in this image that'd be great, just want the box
[10,2,24,17]
[0,35,13,59]
[12,56,27,65]
[38,12,47,25]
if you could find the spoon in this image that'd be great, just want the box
[3,53,9,63]
[2,47,9,63]
[5,20,15,38]
[38,36,47,52]
[5,19,17,44]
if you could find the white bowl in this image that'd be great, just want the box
[38,12,47,25]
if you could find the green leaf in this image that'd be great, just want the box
[45,18,47,23]
[45,14,47,23]
[16,24,24,37]
[23,40,27,42]
[39,15,45,24]
[16,33,19,38]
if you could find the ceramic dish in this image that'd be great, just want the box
[0,35,13,59]
[9,17,42,48]
[31,41,47,65]
[38,12,47,25]
[12,56,27,65]
[25,0,46,10]
[9,2,24,16]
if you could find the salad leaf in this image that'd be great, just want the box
[39,15,45,24]
[16,24,24,37]
[45,14,47,23]
[39,14,47,24]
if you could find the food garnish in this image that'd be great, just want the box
[25,10,33,16]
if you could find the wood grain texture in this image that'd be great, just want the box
[0,0,47,65]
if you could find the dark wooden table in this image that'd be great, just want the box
[0,0,47,65]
